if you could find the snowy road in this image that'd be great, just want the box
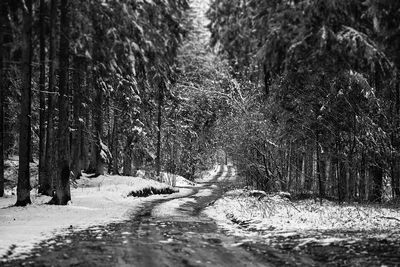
[4,165,400,266]
[1,166,272,266]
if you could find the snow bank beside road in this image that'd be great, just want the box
[205,189,400,237]
[0,174,176,260]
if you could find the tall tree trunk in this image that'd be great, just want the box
[94,83,104,176]
[38,0,47,193]
[305,144,313,192]
[359,153,366,202]
[51,0,71,205]
[338,160,347,203]
[286,143,292,191]
[300,150,306,191]
[111,110,119,174]
[369,164,383,203]
[81,83,90,172]
[71,56,84,180]
[348,158,356,202]
[325,152,332,198]
[0,0,5,197]
[90,8,106,176]
[155,80,164,176]
[43,0,58,196]
[16,0,33,206]
[123,134,133,176]
[392,155,400,199]
[316,139,325,201]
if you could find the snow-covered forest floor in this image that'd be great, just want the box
[205,189,400,252]
[0,157,203,260]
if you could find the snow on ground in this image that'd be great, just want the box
[161,172,199,187]
[195,165,221,183]
[0,174,180,260]
[205,189,400,245]
[193,188,213,197]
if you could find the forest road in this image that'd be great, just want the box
[3,165,301,267]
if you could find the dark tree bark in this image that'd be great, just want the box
[38,0,47,194]
[316,140,325,201]
[92,12,105,176]
[369,164,383,203]
[304,144,313,191]
[71,56,85,180]
[392,155,400,199]
[359,153,366,202]
[94,81,104,176]
[338,161,347,203]
[81,86,90,171]
[263,64,270,98]
[123,134,133,176]
[156,80,164,176]
[43,0,58,196]
[0,0,6,197]
[16,0,33,206]
[111,110,119,174]
[51,0,71,205]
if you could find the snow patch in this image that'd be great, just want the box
[0,174,178,260]
[205,189,400,239]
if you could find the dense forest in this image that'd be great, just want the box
[207,0,400,203]
[1,0,400,207]
[0,0,223,206]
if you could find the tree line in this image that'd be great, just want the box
[208,0,400,203]
[0,0,222,206]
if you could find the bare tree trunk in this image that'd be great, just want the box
[38,0,47,193]
[43,0,58,196]
[123,135,133,176]
[155,80,164,176]
[111,110,119,174]
[316,139,325,201]
[325,153,331,198]
[51,0,71,205]
[305,144,313,192]
[338,160,347,203]
[94,84,104,176]
[369,164,383,203]
[348,159,356,202]
[71,56,84,180]
[359,153,366,202]
[286,143,292,191]
[92,10,105,176]
[16,0,33,206]
[300,151,306,190]
[392,155,400,199]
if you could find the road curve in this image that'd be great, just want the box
[2,165,273,267]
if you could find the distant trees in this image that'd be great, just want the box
[208,0,400,202]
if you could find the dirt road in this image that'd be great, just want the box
[2,166,276,266]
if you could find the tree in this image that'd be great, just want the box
[16,0,33,206]
[42,0,58,196]
[156,78,165,176]
[50,0,71,205]
[207,0,395,203]
[37,0,47,194]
